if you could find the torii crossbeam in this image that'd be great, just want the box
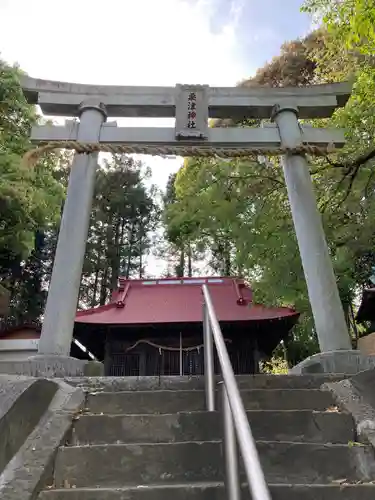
[21,76,353,359]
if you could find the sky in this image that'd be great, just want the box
[0,0,312,275]
[0,0,312,179]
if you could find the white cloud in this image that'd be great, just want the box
[0,0,247,276]
[0,0,246,183]
[0,0,244,86]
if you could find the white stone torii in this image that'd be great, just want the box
[21,77,353,359]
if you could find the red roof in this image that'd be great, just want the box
[75,277,298,325]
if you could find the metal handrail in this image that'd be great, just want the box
[202,284,271,500]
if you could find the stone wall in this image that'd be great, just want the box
[358,333,375,356]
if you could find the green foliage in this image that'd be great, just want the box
[0,60,64,262]
[161,170,202,278]
[303,0,375,55]
[163,26,375,364]
[0,59,66,323]
[240,31,321,87]
[0,59,159,323]
[80,155,160,307]
[302,0,375,303]
[0,62,35,154]
[261,357,289,375]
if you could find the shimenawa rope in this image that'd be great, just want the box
[22,140,338,166]
[124,338,232,353]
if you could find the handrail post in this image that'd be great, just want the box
[222,382,241,500]
[203,284,272,500]
[203,302,215,411]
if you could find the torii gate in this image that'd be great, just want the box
[21,77,353,360]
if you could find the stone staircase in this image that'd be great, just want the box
[39,375,375,499]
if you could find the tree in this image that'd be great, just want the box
[241,31,321,88]
[168,158,259,276]
[303,0,375,56]
[162,171,204,278]
[164,26,375,363]
[0,59,66,325]
[79,155,160,308]
[0,59,162,322]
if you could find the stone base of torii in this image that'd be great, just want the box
[1,77,373,377]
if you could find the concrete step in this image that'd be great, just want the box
[86,389,335,414]
[39,483,375,500]
[53,441,374,488]
[66,374,345,392]
[71,410,354,445]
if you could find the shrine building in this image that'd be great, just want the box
[73,277,299,376]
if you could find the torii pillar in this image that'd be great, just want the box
[35,99,107,375]
[272,104,352,353]
[271,105,374,374]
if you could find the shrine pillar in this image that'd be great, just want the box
[38,100,107,356]
[272,104,352,353]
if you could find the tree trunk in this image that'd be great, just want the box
[119,218,126,272]
[176,248,185,277]
[90,240,102,307]
[125,217,136,279]
[224,250,231,276]
[110,217,121,293]
[91,268,100,308]
[99,267,108,306]
[342,300,351,328]
[187,243,192,277]
[350,301,359,347]
[139,237,143,278]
